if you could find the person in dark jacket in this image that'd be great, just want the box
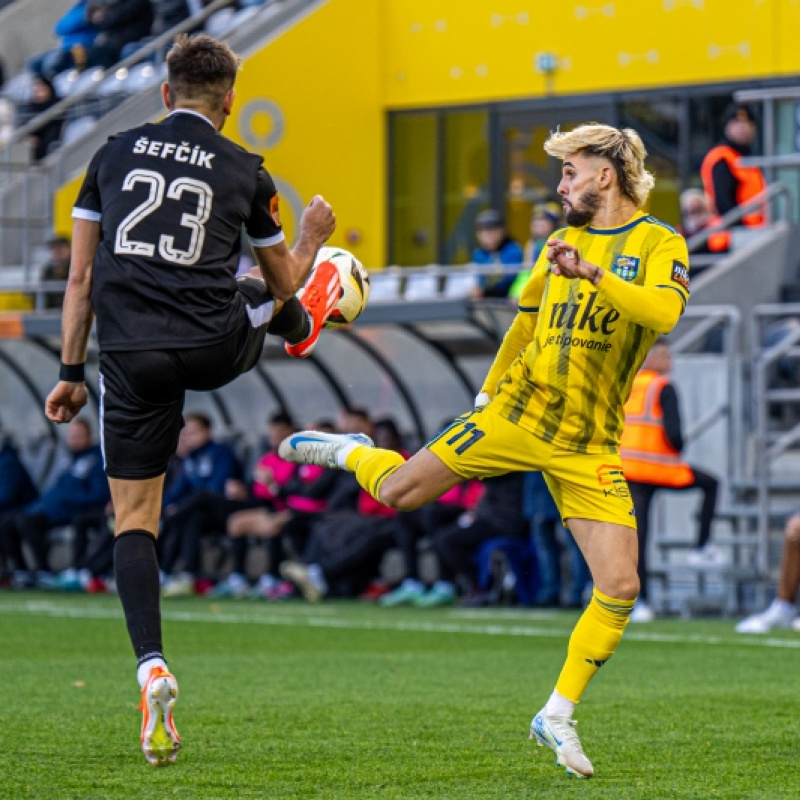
[85,0,154,68]
[0,418,109,588]
[26,0,99,77]
[0,424,40,583]
[470,209,524,298]
[158,412,244,595]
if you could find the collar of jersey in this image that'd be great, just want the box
[586,211,647,235]
[167,109,215,128]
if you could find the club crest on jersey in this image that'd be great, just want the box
[611,254,640,281]
[671,260,690,291]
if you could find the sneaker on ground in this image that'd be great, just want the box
[85,576,108,594]
[207,577,250,600]
[380,579,426,607]
[530,709,594,778]
[735,600,796,633]
[140,666,180,767]
[413,581,456,608]
[264,580,295,601]
[686,544,731,569]
[630,600,655,623]
[791,617,800,632]
[278,431,374,470]
[359,581,392,602]
[280,561,324,602]
[162,574,194,598]
[285,260,342,358]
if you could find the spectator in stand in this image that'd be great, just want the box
[411,471,529,607]
[470,209,524,298]
[26,0,98,79]
[679,188,729,258]
[0,420,39,584]
[700,102,766,233]
[619,338,720,623]
[149,0,191,34]
[0,59,15,149]
[21,75,63,162]
[525,471,590,609]
[85,0,154,69]
[735,512,800,634]
[158,411,243,596]
[0,417,109,589]
[508,202,562,300]
[38,234,72,309]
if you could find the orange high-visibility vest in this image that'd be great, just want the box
[700,144,766,227]
[620,370,694,487]
[705,216,732,252]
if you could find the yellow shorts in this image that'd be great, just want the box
[426,407,636,530]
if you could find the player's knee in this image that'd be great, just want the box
[378,479,423,512]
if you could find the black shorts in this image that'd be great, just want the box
[99,277,274,480]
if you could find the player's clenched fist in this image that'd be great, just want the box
[301,195,336,243]
[45,380,89,424]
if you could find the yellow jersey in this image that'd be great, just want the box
[489,211,690,454]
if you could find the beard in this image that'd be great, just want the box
[564,188,602,227]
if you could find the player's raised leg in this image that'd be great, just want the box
[531,518,638,778]
[279,432,463,510]
[110,475,181,766]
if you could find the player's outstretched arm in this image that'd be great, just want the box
[253,195,335,300]
[44,218,97,423]
[546,238,687,334]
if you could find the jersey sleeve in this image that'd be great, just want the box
[595,231,689,334]
[246,167,285,248]
[72,143,107,222]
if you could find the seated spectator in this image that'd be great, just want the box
[470,209,524,299]
[20,75,63,162]
[26,0,98,79]
[524,471,589,609]
[0,418,109,589]
[150,0,191,34]
[0,420,39,584]
[54,502,115,592]
[85,0,154,69]
[0,59,15,148]
[620,338,720,623]
[509,201,562,299]
[39,234,71,309]
[158,412,243,596]
[679,188,729,257]
[735,512,800,634]
[412,471,529,607]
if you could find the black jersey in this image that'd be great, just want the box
[73,110,283,351]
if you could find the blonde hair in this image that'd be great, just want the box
[544,123,655,207]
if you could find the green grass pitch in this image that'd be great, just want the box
[0,594,797,799]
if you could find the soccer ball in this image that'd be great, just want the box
[305,246,370,328]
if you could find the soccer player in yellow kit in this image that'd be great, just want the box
[280,123,690,778]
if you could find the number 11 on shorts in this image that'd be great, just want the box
[445,421,486,455]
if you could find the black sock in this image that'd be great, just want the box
[268,296,310,344]
[114,530,163,663]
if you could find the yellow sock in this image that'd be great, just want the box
[554,588,635,703]
[344,446,406,503]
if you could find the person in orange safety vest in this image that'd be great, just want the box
[620,338,720,622]
[700,102,766,231]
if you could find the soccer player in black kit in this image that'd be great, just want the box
[44,34,339,766]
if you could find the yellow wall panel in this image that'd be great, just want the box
[382,0,797,108]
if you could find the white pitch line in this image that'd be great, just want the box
[1,600,799,649]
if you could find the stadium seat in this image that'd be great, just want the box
[367,271,401,302]
[442,270,479,298]
[2,71,35,103]
[120,63,163,94]
[61,116,97,146]
[52,69,81,98]
[205,7,237,37]
[403,272,439,300]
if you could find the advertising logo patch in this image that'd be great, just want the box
[611,254,640,281]
[596,463,630,499]
[671,260,690,291]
